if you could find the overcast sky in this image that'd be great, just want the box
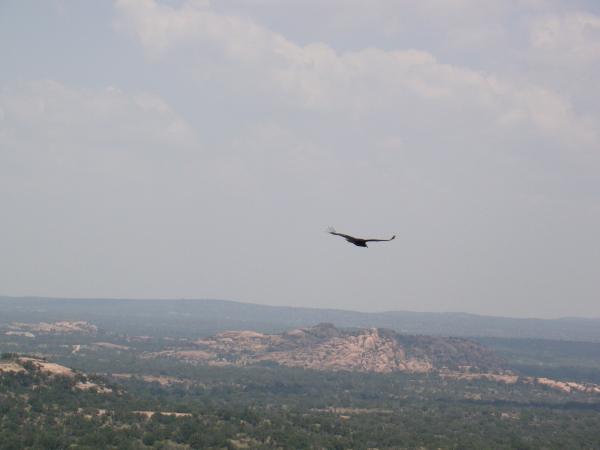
[1,0,599,318]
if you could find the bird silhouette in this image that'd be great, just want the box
[327,227,395,248]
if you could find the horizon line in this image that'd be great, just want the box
[1,294,598,322]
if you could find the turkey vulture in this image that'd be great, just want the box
[327,227,395,247]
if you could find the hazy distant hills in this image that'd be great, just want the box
[1,296,599,342]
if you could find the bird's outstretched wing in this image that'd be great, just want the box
[364,235,396,242]
[327,227,356,240]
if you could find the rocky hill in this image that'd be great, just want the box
[0,354,113,393]
[155,323,502,373]
[6,320,98,336]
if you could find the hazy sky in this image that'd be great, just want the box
[1,0,599,318]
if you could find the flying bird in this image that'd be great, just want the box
[327,227,395,248]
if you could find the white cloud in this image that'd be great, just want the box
[0,80,195,153]
[531,12,600,63]
[0,80,200,198]
[114,0,597,150]
[525,10,600,117]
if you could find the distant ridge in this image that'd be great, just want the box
[1,296,600,342]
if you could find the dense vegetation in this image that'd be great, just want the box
[2,353,600,450]
[2,298,600,449]
[474,337,600,383]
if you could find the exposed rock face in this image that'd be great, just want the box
[17,357,77,377]
[157,323,502,373]
[0,356,113,393]
[439,371,600,395]
[535,377,600,394]
[8,321,98,335]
